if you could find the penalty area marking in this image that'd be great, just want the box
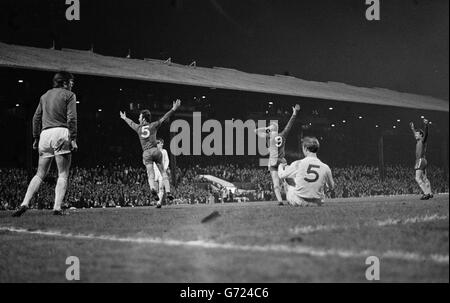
[0,226,448,265]
[289,213,449,235]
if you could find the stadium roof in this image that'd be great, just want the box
[0,42,448,112]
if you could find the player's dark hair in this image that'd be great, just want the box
[302,136,320,153]
[140,110,152,123]
[157,138,164,144]
[53,71,74,88]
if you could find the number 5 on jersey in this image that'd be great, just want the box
[304,164,320,182]
[141,125,150,138]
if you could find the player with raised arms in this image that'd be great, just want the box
[120,99,180,208]
[153,138,172,203]
[255,104,300,204]
[13,71,78,217]
[409,118,433,200]
[278,136,334,206]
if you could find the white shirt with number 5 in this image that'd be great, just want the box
[278,156,334,201]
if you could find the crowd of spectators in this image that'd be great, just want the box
[332,165,448,198]
[0,162,448,210]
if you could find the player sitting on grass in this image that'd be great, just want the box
[278,136,334,206]
[153,138,171,203]
[254,104,300,205]
[409,118,433,200]
[120,99,180,208]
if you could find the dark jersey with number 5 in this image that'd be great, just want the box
[137,121,161,151]
[123,118,161,151]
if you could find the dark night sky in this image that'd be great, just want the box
[1,0,449,100]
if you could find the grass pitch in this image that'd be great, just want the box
[0,194,448,283]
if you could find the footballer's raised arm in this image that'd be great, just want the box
[423,119,429,143]
[409,122,416,138]
[280,104,300,137]
[120,111,139,132]
[159,99,181,124]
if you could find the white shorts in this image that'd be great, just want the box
[286,186,323,207]
[38,127,71,158]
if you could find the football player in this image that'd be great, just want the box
[153,138,173,203]
[409,118,433,200]
[255,104,300,204]
[120,99,181,208]
[13,71,78,217]
[278,136,334,206]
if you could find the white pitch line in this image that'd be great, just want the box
[0,226,448,265]
[290,213,449,235]
[376,214,448,226]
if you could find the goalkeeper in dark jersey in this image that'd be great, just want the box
[409,118,433,200]
[120,99,181,208]
[255,104,300,204]
[12,71,78,217]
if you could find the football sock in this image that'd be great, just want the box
[274,185,282,202]
[147,166,156,191]
[163,176,171,193]
[21,175,43,207]
[54,177,68,211]
[148,178,157,191]
[416,179,427,195]
[423,178,432,195]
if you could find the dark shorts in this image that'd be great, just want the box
[268,157,287,171]
[142,148,162,166]
[414,158,427,171]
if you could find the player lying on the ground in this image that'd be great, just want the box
[120,99,181,208]
[153,138,172,203]
[13,72,78,217]
[278,136,334,207]
[255,104,300,205]
[409,118,433,200]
